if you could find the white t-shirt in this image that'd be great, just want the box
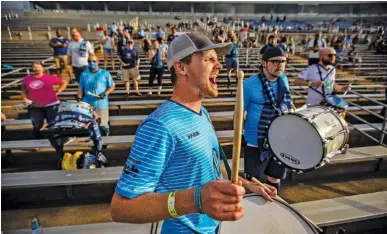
[67,39,94,67]
[102,36,113,49]
[159,44,168,54]
[307,39,326,58]
[298,64,336,105]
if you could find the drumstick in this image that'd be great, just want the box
[231,70,244,184]
[87,91,100,98]
[251,177,324,233]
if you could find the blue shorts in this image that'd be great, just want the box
[226,57,239,70]
[104,48,113,54]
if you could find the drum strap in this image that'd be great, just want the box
[310,64,335,98]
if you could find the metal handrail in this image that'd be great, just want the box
[348,90,387,108]
[347,100,384,121]
[1,64,56,89]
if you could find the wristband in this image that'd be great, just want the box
[308,81,313,87]
[168,192,179,218]
[194,185,205,214]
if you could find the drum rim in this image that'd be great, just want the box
[60,100,95,111]
[267,105,330,173]
[220,194,319,234]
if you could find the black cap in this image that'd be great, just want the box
[262,47,286,61]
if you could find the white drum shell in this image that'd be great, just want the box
[268,105,349,171]
[219,194,318,234]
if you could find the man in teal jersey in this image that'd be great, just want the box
[111,33,276,234]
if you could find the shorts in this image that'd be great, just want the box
[122,68,140,82]
[244,145,287,180]
[226,57,239,70]
[104,48,113,54]
[54,55,68,69]
[94,109,109,127]
[73,66,88,83]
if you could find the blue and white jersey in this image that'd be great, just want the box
[115,100,221,234]
[243,74,289,146]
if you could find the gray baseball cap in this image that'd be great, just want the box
[166,32,232,69]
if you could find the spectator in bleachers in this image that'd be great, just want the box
[260,35,277,56]
[167,27,178,44]
[50,29,71,79]
[155,25,164,43]
[137,26,145,39]
[344,35,352,49]
[21,61,68,145]
[116,28,130,55]
[1,112,6,122]
[225,35,239,87]
[125,22,134,37]
[118,39,142,97]
[159,39,168,54]
[306,33,327,65]
[110,22,118,37]
[77,55,115,136]
[278,36,289,56]
[148,40,166,96]
[68,28,94,84]
[142,34,151,61]
[100,30,115,71]
[294,47,350,105]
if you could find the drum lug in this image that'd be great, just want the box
[321,138,328,147]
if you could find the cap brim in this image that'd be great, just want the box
[197,42,233,56]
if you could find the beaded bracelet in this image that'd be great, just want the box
[194,185,205,214]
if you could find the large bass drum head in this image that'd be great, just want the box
[219,194,318,234]
[268,114,324,170]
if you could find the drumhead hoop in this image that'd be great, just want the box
[219,194,319,234]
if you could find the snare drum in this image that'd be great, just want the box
[267,105,349,173]
[55,100,94,129]
[324,95,349,118]
[219,194,319,234]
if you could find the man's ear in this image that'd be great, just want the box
[174,62,187,76]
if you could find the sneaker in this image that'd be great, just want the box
[147,91,152,95]
[135,92,142,96]
[63,137,76,145]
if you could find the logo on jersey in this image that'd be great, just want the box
[29,80,44,89]
[187,131,200,140]
[123,158,141,177]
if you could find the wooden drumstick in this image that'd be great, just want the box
[251,177,324,233]
[231,70,244,184]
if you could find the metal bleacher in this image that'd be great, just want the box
[1,12,387,233]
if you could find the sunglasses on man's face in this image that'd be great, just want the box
[325,54,336,58]
[268,60,287,66]
[88,60,98,63]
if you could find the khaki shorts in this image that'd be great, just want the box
[94,109,109,127]
[54,55,68,69]
[122,68,140,82]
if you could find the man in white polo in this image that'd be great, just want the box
[294,47,350,105]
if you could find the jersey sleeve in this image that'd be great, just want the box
[115,119,174,199]
[243,79,252,112]
[298,67,311,81]
[105,71,115,88]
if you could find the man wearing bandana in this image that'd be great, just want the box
[243,47,293,192]
[77,55,115,136]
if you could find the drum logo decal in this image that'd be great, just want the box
[280,153,300,165]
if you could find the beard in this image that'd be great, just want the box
[195,81,218,98]
[322,58,333,65]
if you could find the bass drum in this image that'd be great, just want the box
[219,194,319,234]
[267,105,349,173]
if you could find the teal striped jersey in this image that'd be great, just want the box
[115,100,221,233]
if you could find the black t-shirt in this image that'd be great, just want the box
[125,26,134,34]
[117,34,130,49]
[167,34,178,43]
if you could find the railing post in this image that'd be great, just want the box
[246,48,249,65]
[28,26,32,40]
[379,107,387,144]
[47,26,51,40]
[87,23,91,32]
[67,26,71,39]
[7,26,12,40]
